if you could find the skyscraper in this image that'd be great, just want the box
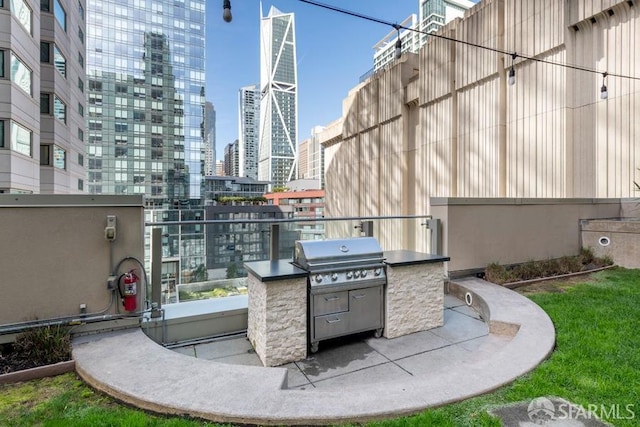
[259,5,297,188]
[203,101,216,177]
[1,0,86,194]
[238,85,259,180]
[85,0,206,206]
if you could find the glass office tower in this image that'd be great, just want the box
[85,0,206,206]
[259,5,298,188]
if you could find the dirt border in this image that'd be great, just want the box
[501,265,616,289]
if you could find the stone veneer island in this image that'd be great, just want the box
[245,251,449,367]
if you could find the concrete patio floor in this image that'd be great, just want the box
[72,277,556,425]
[170,294,505,390]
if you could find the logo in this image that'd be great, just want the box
[527,397,556,424]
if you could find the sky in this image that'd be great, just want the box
[205,0,421,161]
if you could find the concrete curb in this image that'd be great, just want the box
[0,360,75,385]
[72,278,555,425]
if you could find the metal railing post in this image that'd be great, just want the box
[150,227,162,318]
[426,218,441,255]
[269,223,280,260]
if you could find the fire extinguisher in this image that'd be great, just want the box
[121,270,138,312]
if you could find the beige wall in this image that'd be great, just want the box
[321,0,640,253]
[431,198,622,274]
[581,218,640,268]
[0,195,144,325]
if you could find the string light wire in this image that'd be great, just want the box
[295,0,640,83]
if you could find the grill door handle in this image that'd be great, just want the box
[324,296,339,302]
[326,318,341,324]
[352,294,367,300]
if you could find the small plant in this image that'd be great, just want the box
[484,262,513,285]
[12,325,71,370]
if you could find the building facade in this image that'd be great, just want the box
[203,101,216,177]
[85,0,206,207]
[202,175,270,206]
[265,188,325,241]
[238,84,259,180]
[1,0,86,194]
[259,5,298,188]
[372,0,474,72]
[223,139,239,177]
[205,205,296,278]
[320,0,640,253]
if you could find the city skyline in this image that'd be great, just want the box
[206,0,421,161]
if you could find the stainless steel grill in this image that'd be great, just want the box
[293,237,386,353]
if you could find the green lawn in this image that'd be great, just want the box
[1,268,638,426]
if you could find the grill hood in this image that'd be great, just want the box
[293,237,384,271]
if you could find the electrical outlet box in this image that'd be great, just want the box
[105,215,117,240]
[107,275,118,290]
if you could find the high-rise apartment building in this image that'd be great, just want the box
[372,0,474,72]
[224,139,239,177]
[85,0,206,207]
[238,84,259,180]
[259,5,297,188]
[203,101,216,177]
[1,0,86,194]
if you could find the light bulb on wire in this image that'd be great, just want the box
[394,25,402,60]
[223,0,232,22]
[508,53,517,86]
[600,72,608,99]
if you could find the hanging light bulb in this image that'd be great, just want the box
[600,72,608,99]
[508,53,517,86]
[394,26,402,60]
[223,0,232,23]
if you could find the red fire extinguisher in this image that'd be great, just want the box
[122,270,138,312]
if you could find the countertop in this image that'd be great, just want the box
[383,250,450,267]
[243,260,307,282]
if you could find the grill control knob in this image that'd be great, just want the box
[346,271,353,279]
[361,269,367,277]
[331,273,338,281]
[374,268,382,276]
[315,274,323,283]
[354,270,361,278]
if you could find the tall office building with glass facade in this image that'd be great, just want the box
[259,5,297,188]
[238,84,259,180]
[85,0,206,207]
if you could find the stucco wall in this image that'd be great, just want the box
[0,195,144,325]
[430,198,622,274]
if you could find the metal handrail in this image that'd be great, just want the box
[146,214,432,227]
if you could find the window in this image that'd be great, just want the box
[78,179,83,191]
[10,52,31,95]
[77,128,83,141]
[78,77,83,92]
[54,0,66,31]
[11,0,32,34]
[78,1,84,20]
[40,93,50,114]
[53,95,66,123]
[10,121,32,156]
[78,102,83,117]
[78,153,84,166]
[0,120,4,148]
[0,50,4,78]
[40,42,51,62]
[53,145,65,169]
[78,51,83,68]
[53,45,66,77]
[40,0,49,12]
[40,144,50,165]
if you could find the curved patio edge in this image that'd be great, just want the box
[72,278,556,426]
